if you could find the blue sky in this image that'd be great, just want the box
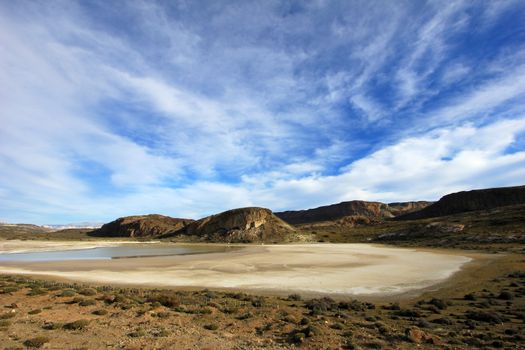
[1,0,525,224]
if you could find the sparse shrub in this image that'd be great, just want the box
[498,291,513,300]
[286,315,300,325]
[465,311,502,324]
[303,325,321,337]
[339,299,375,311]
[236,312,253,320]
[288,293,302,301]
[416,319,431,328]
[0,312,16,319]
[394,309,421,318]
[300,317,310,325]
[59,289,76,297]
[63,319,89,330]
[305,297,337,315]
[0,320,11,328]
[128,328,146,337]
[382,303,400,310]
[256,323,272,335]
[203,323,218,330]
[221,306,239,314]
[42,322,63,330]
[79,299,96,307]
[331,322,344,330]
[155,311,170,318]
[153,328,169,337]
[23,336,50,348]
[78,288,97,296]
[428,298,447,310]
[432,317,453,325]
[291,332,306,343]
[28,309,42,315]
[69,297,84,304]
[251,297,265,307]
[363,341,383,349]
[27,288,46,296]
[147,294,180,308]
[92,309,108,316]
[1,286,19,294]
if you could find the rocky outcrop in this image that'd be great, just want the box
[179,207,297,243]
[398,185,525,220]
[92,214,194,237]
[275,201,431,225]
[386,201,433,217]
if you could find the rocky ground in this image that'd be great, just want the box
[1,252,525,350]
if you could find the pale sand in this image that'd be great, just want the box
[0,242,471,296]
[0,239,157,254]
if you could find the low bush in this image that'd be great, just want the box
[92,309,108,316]
[291,332,306,343]
[305,297,337,315]
[498,291,513,300]
[23,336,50,348]
[42,322,63,330]
[28,309,42,315]
[465,311,502,324]
[393,309,421,318]
[428,298,448,310]
[287,293,302,301]
[204,323,218,330]
[79,299,96,307]
[0,312,16,319]
[1,286,19,294]
[128,328,146,337]
[303,325,321,337]
[153,328,170,337]
[27,288,47,296]
[78,288,97,296]
[63,319,89,330]
[59,289,76,297]
[147,294,180,308]
[236,312,253,320]
[331,322,344,330]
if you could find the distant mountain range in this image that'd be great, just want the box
[2,185,524,245]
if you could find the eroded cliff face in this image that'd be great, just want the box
[182,207,297,243]
[387,201,433,217]
[398,185,525,220]
[275,201,432,225]
[93,215,194,237]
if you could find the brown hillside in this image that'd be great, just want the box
[398,185,525,220]
[179,207,297,243]
[275,200,430,225]
[92,214,194,237]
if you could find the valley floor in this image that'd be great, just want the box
[0,243,524,349]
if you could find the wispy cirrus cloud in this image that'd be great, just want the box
[0,0,524,224]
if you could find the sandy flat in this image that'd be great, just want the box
[0,239,156,254]
[0,242,471,296]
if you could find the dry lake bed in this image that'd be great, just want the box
[0,241,471,297]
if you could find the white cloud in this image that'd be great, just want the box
[0,1,524,224]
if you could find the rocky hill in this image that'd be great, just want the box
[91,214,194,238]
[398,185,525,220]
[177,207,299,243]
[275,200,430,225]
